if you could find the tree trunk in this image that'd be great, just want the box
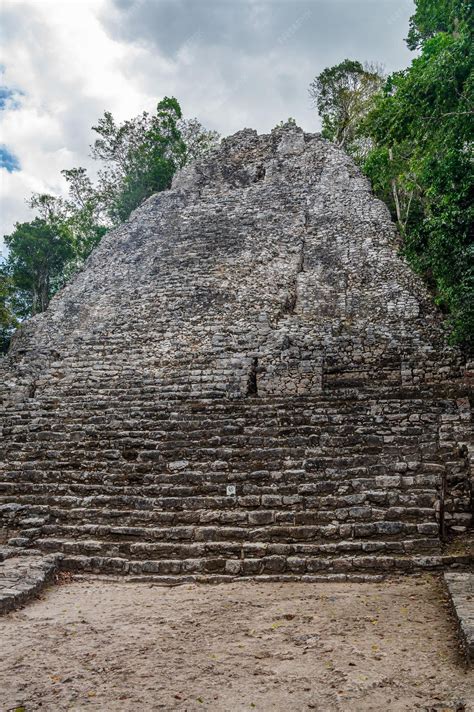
[388,148,402,227]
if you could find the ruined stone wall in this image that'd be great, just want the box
[0,125,471,578]
[1,125,465,402]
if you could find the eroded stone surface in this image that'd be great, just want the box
[0,551,60,614]
[444,572,474,664]
[0,124,472,576]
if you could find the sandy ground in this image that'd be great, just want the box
[0,575,472,712]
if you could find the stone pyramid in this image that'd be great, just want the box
[0,125,472,580]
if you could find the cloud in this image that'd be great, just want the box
[0,0,152,251]
[102,0,414,136]
[0,0,415,252]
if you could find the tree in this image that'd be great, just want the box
[0,271,18,353]
[309,60,384,150]
[28,191,106,279]
[63,98,219,226]
[3,218,76,317]
[59,168,108,266]
[111,97,185,222]
[1,191,105,344]
[178,117,220,163]
[362,5,473,348]
[82,97,175,223]
[406,0,472,50]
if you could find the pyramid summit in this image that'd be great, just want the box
[0,124,472,580]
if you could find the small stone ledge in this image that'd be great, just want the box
[0,545,42,562]
[72,572,386,585]
[444,572,474,665]
[0,553,62,614]
[0,546,17,562]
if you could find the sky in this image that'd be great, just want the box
[0,0,415,254]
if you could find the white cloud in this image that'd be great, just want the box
[0,0,156,250]
[0,0,415,252]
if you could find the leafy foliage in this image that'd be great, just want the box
[0,271,18,353]
[362,16,473,348]
[309,59,384,150]
[179,117,221,163]
[406,0,472,50]
[86,97,186,224]
[2,217,75,317]
[273,118,297,129]
[76,98,220,225]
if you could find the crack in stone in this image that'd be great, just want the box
[247,357,259,396]
[278,213,307,320]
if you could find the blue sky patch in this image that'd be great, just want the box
[0,85,23,110]
[0,145,20,172]
[0,66,24,110]
[0,86,15,109]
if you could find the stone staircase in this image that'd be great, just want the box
[1,387,471,580]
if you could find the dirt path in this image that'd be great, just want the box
[0,575,472,711]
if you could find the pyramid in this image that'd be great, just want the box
[0,125,472,580]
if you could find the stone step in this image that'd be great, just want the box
[1,490,441,521]
[0,490,443,518]
[22,515,439,548]
[2,444,440,463]
[7,438,456,456]
[30,533,442,559]
[0,473,451,495]
[0,470,446,492]
[2,424,454,441]
[2,446,438,467]
[1,452,450,470]
[56,551,471,578]
[3,427,440,441]
[1,462,444,481]
[2,410,446,427]
[0,469,445,491]
[36,513,440,538]
[4,401,464,420]
[1,400,460,424]
[3,411,445,427]
[0,553,62,614]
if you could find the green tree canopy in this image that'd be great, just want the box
[76,97,220,224]
[362,22,473,348]
[179,117,221,163]
[406,0,472,50]
[3,217,76,317]
[309,59,384,150]
[0,271,18,353]
[85,96,185,223]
